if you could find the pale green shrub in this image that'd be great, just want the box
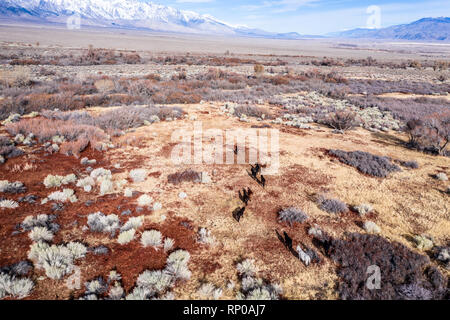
[87,212,120,235]
[0,273,34,299]
[29,227,54,242]
[141,230,162,248]
[129,169,148,183]
[0,199,19,209]
[117,229,136,245]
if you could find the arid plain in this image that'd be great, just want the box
[0,24,449,300]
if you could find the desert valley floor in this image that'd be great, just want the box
[0,26,449,300]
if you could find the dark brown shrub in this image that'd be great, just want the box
[122,53,141,64]
[172,71,187,81]
[321,110,359,131]
[316,195,348,214]
[405,115,450,155]
[316,233,447,300]
[39,68,56,76]
[0,145,24,159]
[72,47,142,66]
[0,134,23,159]
[59,138,90,157]
[162,91,202,104]
[198,68,229,81]
[234,105,269,118]
[6,118,107,144]
[433,61,449,71]
[254,64,264,74]
[409,60,422,69]
[329,150,401,177]
[167,170,201,185]
[324,71,348,84]
[144,74,161,81]
[270,75,290,85]
[397,160,419,169]
[278,207,308,225]
[0,136,11,147]
[10,59,40,66]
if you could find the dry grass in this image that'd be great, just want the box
[6,117,107,145]
[8,162,37,173]
[104,106,449,300]
[0,67,31,87]
[0,41,449,300]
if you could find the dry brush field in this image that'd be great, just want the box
[0,39,449,300]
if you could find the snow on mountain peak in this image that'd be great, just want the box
[1,0,223,25]
[0,0,305,38]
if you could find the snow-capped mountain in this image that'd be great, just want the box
[0,0,306,38]
[0,0,238,34]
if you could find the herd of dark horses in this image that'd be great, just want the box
[231,161,319,266]
[232,163,265,223]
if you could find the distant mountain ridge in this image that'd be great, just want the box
[0,1,448,41]
[331,17,450,41]
[0,0,310,39]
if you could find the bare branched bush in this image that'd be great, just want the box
[321,110,359,131]
[267,75,290,85]
[0,68,31,87]
[405,116,450,156]
[234,105,269,118]
[6,118,106,144]
[59,138,90,157]
[93,106,183,129]
[42,105,182,130]
[254,64,264,75]
[73,47,141,66]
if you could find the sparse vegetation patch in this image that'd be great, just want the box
[316,195,348,214]
[315,233,447,300]
[168,170,202,185]
[278,207,308,225]
[329,150,401,177]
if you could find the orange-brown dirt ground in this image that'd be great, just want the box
[1,98,448,299]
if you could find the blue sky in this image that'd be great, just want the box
[159,0,450,34]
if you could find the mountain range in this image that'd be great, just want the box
[331,17,450,41]
[0,0,308,39]
[0,0,448,41]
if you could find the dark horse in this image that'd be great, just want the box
[233,207,246,222]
